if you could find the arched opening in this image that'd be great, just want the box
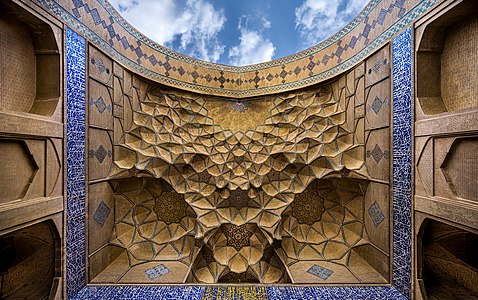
[418,219,478,299]
[416,0,478,115]
[0,220,60,299]
[0,0,60,116]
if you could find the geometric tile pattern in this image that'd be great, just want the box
[35,0,437,97]
[189,223,289,284]
[391,26,413,299]
[67,46,413,300]
[93,200,111,226]
[195,224,282,282]
[98,64,376,285]
[88,145,112,163]
[65,34,415,300]
[291,189,325,225]
[144,264,171,280]
[370,58,389,75]
[224,224,253,251]
[307,264,334,280]
[280,178,371,281]
[109,178,197,279]
[89,96,111,113]
[153,191,188,224]
[367,144,390,163]
[367,96,390,114]
[368,201,385,227]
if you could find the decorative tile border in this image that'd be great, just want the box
[391,26,413,299]
[94,0,382,71]
[266,286,408,300]
[64,2,415,298]
[73,286,205,300]
[39,0,434,97]
[202,287,268,300]
[65,26,87,299]
[65,26,207,300]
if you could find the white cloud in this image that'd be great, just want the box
[261,17,271,29]
[228,15,275,66]
[114,0,138,12]
[109,0,226,63]
[295,0,369,47]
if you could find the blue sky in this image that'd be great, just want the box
[109,0,369,66]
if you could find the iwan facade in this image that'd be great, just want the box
[0,0,477,299]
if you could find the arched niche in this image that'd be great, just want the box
[0,220,61,299]
[417,218,478,299]
[0,0,60,116]
[416,0,478,116]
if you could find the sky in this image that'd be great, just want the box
[109,0,369,66]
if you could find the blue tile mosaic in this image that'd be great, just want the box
[66,27,87,299]
[73,286,205,300]
[392,26,413,299]
[65,25,206,299]
[266,286,408,300]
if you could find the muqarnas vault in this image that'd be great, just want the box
[87,46,392,284]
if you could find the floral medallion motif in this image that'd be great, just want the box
[225,224,253,251]
[291,191,325,224]
[154,191,188,224]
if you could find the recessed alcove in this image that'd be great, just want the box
[89,178,199,284]
[441,137,478,202]
[279,178,388,284]
[0,220,60,299]
[0,140,38,204]
[89,177,390,284]
[417,219,478,299]
[416,0,478,115]
[0,0,60,117]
